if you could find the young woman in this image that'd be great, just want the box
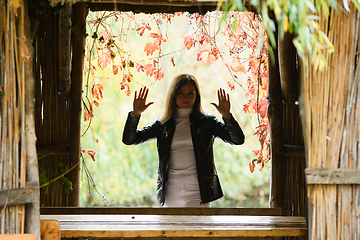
[122,73,245,207]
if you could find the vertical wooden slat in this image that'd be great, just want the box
[267,10,285,212]
[59,3,72,100]
[23,0,40,236]
[68,2,87,206]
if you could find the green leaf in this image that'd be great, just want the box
[327,0,338,9]
[353,0,360,12]
[235,0,243,10]
[320,0,330,17]
[293,38,305,59]
[267,45,275,67]
[305,0,316,13]
[267,27,276,48]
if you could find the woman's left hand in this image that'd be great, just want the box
[211,88,231,120]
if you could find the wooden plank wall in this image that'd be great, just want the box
[0,0,27,232]
[34,5,73,207]
[34,2,87,208]
[301,1,360,239]
[1,0,40,236]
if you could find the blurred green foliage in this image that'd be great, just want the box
[80,11,270,207]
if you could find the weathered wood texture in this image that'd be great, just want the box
[0,183,38,207]
[306,168,360,184]
[87,1,217,14]
[0,0,38,236]
[59,3,72,100]
[0,234,37,240]
[300,1,360,239]
[267,11,285,213]
[33,4,82,207]
[40,220,61,240]
[68,2,88,206]
[40,214,307,238]
[24,0,41,236]
[40,207,282,216]
[272,11,307,240]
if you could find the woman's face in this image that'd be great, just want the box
[176,81,197,109]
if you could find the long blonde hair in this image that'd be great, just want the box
[159,73,204,123]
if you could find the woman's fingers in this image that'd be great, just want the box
[133,86,153,117]
[212,88,231,119]
[218,88,229,102]
[135,86,148,100]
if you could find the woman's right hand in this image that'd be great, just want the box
[132,86,154,117]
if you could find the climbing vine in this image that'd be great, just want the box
[82,10,269,172]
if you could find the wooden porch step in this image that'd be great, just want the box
[40,214,307,239]
[0,234,37,240]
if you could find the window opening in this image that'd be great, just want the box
[80,10,270,208]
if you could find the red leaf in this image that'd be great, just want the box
[83,108,93,121]
[144,41,160,56]
[170,56,175,67]
[234,64,247,73]
[243,103,250,113]
[183,35,195,50]
[228,81,235,90]
[87,150,96,161]
[139,27,145,36]
[153,68,164,81]
[112,65,119,75]
[259,162,265,172]
[98,52,112,69]
[99,29,108,44]
[136,63,145,72]
[252,149,261,156]
[144,63,155,76]
[91,83,104,100]
[197,50,218,65]
[150,32,159,38]
[249,160,255,173]
[90,65,96,76]
[122,73,133,83]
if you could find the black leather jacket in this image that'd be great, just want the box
[122,111,245,206]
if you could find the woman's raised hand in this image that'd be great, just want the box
[211,88,231,120]
[132,87,154,117]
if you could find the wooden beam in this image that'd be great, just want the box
[68,2,88,206]
[59,3,72,100]
[24,0,40,237]
[36,144,71,156]
[267,10,285,211]
[0,182,38,207]
[278,32,298,103]
[0,234,37,240]
[283,144,305,158]
[40,214,307,238]
[86,0,218,6]
[86,0,258,13]
[87,3,216,14]
[40,207,283,216]
[305,168,360,184]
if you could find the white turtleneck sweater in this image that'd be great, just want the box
[168,107,198,183]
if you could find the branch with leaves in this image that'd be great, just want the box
[82,11,270,174]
